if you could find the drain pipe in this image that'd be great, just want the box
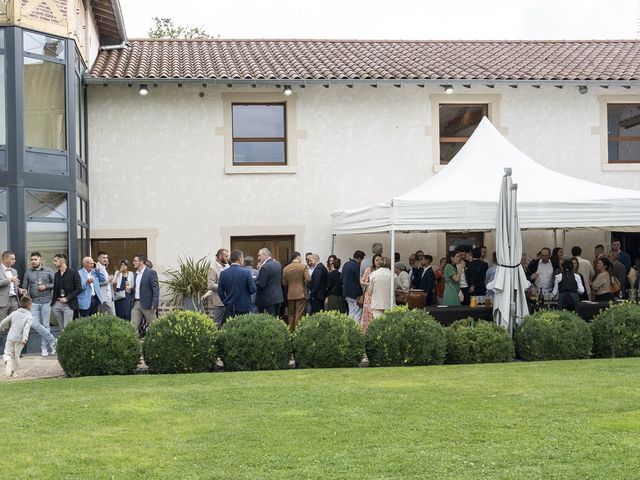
[100,41,130,51]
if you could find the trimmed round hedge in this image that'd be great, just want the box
[446,318,515,364]
[143,310,218,374]
[364,307,447,367]
[57,313,140,377]
[515,309,592,361]
[591,302,640,358]
[292,311,364,368]
[218,313,290,371]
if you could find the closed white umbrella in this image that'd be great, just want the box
[492,168,530,334]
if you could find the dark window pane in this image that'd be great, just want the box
[24,57,66,150]
[233,104,285,138]
[0,29,4,50]
[0,189,6,217]
[0,52,5,145]
[233,141,285,164]
[439,105,487,138]
[608,104,640,162]
[440,142,466,164]
[27,222,68,268]
[26,191,68,220]
[75,74,82,157]
[24,31,65,60]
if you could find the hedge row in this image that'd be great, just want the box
[56,302,640,377]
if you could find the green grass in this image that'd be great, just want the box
[2,359,640,479]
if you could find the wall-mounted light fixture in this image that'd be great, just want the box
[283,85,293,96]
[578,85,588,95]
[443,85,454,95]
[138,84,149,96]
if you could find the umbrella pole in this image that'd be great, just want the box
[390,228,396,308]
[331,234,336,255]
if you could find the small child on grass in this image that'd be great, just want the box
[1,296,33,377]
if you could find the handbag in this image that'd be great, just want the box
[610,276,621,295]
[356,295,364,308]
[114,289,126,301]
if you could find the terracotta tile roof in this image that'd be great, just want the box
[89,39,640,82]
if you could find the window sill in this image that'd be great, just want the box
[602,163,640,171]
[225,165,297,175]
[432,164,447,173]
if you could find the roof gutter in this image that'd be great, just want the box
[82,77,640,88]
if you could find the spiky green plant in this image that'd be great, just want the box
[162,256,211,310]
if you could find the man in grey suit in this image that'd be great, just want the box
[256,248,284,316]
[0,251,26,321]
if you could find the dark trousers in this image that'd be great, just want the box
[460,287,471,306]
[557,292,580,314]
[259,304,280,317]
[79,295,100,317]
[310,298,325,313]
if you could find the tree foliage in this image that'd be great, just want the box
[148,17,213,39]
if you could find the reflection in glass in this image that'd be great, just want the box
[24,31,65,60]
[27,222,68,269]
[75,74,81,157]
[24,58,66,150]
[0,222,6,254]
[26,191,68,220]
[608,104,640,163]
[0,52,5,146]
[0,189,6,217]
[232,104,285,138]
[439,104,487,164]
[0,29,4,50]
[233,141,286,164]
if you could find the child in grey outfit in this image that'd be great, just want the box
[1,296,33,377]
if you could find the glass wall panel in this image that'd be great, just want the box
[26,191,67,220]
[0,189,6,217]
[0,51,5,146]
[75,73,81,157]
[27,222,68,268]
[24,58,66,150]
[0,222,6,254]
[24,31,65,60]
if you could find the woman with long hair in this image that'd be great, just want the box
[112,260,134,320]
[360,254,382,332]
[591,257,615,302]
[442,251,465,306]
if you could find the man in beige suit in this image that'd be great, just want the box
[0,251,26,321]
[282,251,311,332]
[206,248,229,328]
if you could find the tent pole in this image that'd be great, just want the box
[390,228,396,308]
[331,234,336,255]
[553,228,558,248]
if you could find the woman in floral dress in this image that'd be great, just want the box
[360,254,382,333]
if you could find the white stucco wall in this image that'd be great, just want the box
[87,83,635,270]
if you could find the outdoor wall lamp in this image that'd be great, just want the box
[283,85,293,96]
[138,84,149,96]
[578,85,588,95]
[444,85,454,95]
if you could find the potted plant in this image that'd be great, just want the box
[162,256,211,311]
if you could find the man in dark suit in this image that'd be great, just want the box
[255,248,284,316]
[414,254,436,306]
[131,253,159,337]
[342,250,365,322]
[51,253,82,331]
[218,249,256,322]
[308,254,328,313]
[466,247,489,298]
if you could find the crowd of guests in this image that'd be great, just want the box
[0,250,160,375]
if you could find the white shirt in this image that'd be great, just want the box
[84,268,96,296]
[535,261,554,292]
[395,270,410,291]
[576,256,595,295]
[4,267,15,296]
[135,266,146,300]
[96,262,112,300]
[459,270,468,288]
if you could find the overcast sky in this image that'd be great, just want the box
[120,0,640,40]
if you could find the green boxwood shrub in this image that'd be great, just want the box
[446,318,515,364]
[591,302,640,358]
[143,310,218,374]
[292,311,364,368]
[364,307,447,367]
[57,314,140,377]
[218,313,290,371]
[515,309,592,361]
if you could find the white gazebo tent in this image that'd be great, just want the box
[331,117,640,306]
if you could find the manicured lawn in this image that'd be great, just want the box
[2,359,640,479]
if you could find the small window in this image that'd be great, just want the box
[26,191,67,220]
[608,104,640,163]
[439,104,488,164]
[232,104,286,165]
[24,31,65,60]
